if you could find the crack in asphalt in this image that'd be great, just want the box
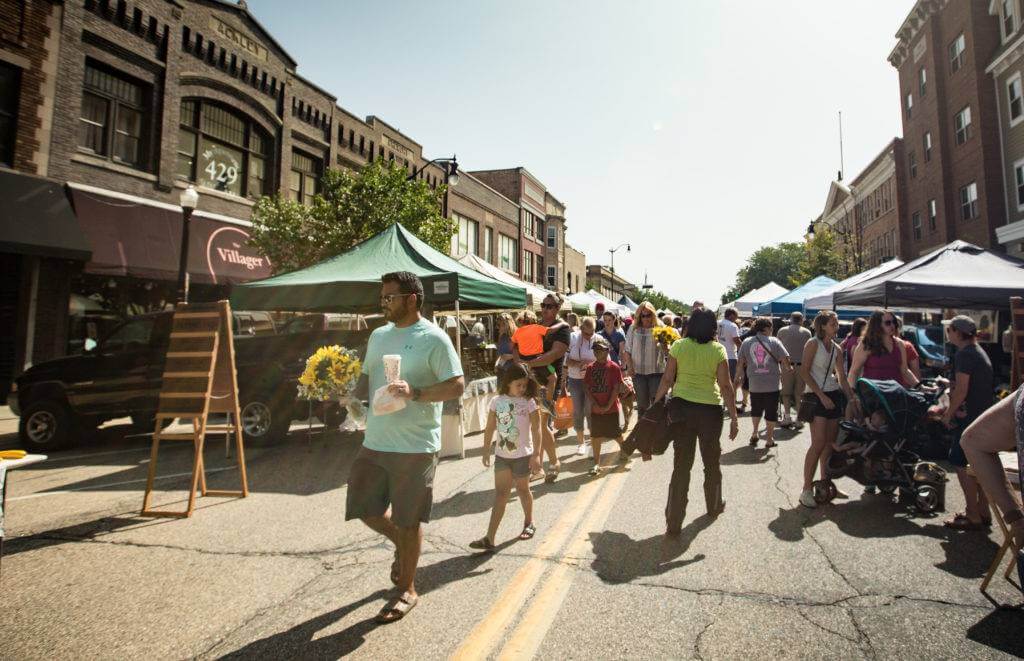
[691,595,722,661]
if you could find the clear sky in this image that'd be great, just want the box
[246,0,912,305]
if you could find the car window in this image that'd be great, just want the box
[102,319,154,353]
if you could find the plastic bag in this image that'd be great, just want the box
[373,385,407,416]
[553,394,574,430]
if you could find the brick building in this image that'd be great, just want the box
[543,191,566,291]
[0,0,90,394]
[586,264,639,302]
[986,0,1024,258]
[470,167,551,286]
[816,139,909,271]
[889,0,1006,255]
[448,169,520,268]
[564,243,585,294]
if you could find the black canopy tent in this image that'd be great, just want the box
[833,240,1024,310]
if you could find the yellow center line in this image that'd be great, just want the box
[496,465,631,661]
[450,468,617,660]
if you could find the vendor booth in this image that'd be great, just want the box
[718,281,790,316]
[753,276,837,317]
[833,240,1024,309]
[804,259,903,319]
[232,223,528,458]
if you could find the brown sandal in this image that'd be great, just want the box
[375,592,419,624]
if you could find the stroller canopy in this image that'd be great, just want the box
[854,378,930,438]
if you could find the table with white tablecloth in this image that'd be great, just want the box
[440,376,498,459]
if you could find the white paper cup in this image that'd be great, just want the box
[383,354,402,383]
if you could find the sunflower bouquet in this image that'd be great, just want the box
[652,325,681,351]
[297,345,362,401]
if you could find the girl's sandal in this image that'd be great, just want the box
[469,536,496,552]
[748,436,759,447]
[519,523,536,540]
[764,440,777,449]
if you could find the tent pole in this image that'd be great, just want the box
[455,299,462,355]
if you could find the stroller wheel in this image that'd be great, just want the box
[914,484,940,513]
[812,480,837,504]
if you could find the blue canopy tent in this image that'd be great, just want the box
[804,259,903,320]
[753,275,838,317]
[618,295,639,312]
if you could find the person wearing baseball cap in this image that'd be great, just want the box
[941,314,995,530]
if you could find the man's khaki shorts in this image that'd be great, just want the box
[345,446,438,528]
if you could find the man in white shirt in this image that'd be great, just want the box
[718,308,742,381]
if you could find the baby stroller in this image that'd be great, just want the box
[816,378,948,514]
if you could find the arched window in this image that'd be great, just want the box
[176,99,271,198]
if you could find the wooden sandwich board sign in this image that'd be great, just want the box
[140,300,249,518]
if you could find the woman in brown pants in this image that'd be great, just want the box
[654,309,739,535]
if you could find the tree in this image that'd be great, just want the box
[720,242,806,303]
[638,289,690,315]
[791,225,847,285]
[248,160,454,274]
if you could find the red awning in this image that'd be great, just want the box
[70,189,272,285]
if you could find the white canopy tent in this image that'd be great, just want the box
[457,253,568,310]
[803,259,904,314]
[718,281,790,316]
[567,290,629,316]
[586,289,631,316]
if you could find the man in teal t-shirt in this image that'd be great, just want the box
[346,271,464,624]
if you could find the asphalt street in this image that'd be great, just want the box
[0,414,1022,659]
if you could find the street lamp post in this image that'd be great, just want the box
[608,242,630,301]
[176,185,199,303]
[408,155,459,218]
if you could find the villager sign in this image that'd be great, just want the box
[203,224,272,285]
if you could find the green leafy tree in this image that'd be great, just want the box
[720,242,806,303]
[248,160,454,274]
[792,225,847,285]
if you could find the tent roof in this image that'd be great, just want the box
[586,289,631,316]
[618,295,639,312]
[833,240,1024,309]
[754,275,838,316]
[719,281,790,314]
[567,291,628,316]
[803,259,904,312]
[230,223,527,312]
[457,252,564,310]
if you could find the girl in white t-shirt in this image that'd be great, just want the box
[470,363,543,552]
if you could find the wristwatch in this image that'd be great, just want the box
[411,387,422,402]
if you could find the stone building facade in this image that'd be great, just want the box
[987,0,1024,258]
[564,243,585,295]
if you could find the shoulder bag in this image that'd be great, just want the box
[797,340,835,423]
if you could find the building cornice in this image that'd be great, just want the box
[996,219,1024,243]
[987,31,1024,74]
[889,0,950,68]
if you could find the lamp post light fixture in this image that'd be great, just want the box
[408,155,458,218]
[176,185,199,303]
[608,242,630,301]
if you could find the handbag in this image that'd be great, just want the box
[553,372,574,430]
[798,340,835,423]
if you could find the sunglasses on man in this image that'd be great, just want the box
[380,293,415,304]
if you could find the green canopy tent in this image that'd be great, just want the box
[231,223,528,313]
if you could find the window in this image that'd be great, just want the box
[923,131,932,162]
[547,225,557,248]
[483,226,493,263]
[954,106,972,145]
[949,33,966,73]
[523,251,534,283]
[289,150,322,206]
[102,318,154,354]
[499,234,517,272]
[960,182,978,220]
[928,198,937,230]
[0,62,18,166]
[1015,159,1024,210]
[547,265,556,288]
[566,271,572,291]
[523,210,543,240]
[177,99,271,198]
[537,256,544,283]
[908,150,917,178]
[453,214,478,256]
[919,66,927,96]
[1009,74,1023,125]
[79,62,149,168]
[1004,0,1017,39]
[912,211,922,240]
[905,92,913,119]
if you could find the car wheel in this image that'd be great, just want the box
[19,399,75,450]
[240,394,291,446]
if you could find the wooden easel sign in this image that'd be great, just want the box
[140,300,249,518]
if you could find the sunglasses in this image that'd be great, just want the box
[883,319,895,327]
[541,302,559,309]
[640,313,653,319]
[380,293,412,304]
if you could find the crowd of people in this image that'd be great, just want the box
[349,271,1023,624]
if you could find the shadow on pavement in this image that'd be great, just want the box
[720,445,773,466]
[767,495,1001,579]
[966,607,1024,658]
[217,552,498,659]
[589,514,714,583]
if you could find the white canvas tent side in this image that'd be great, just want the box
[457,253,567,310]
[585,289,631,316]
[568,291,629,316]
[718,281,790,316]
